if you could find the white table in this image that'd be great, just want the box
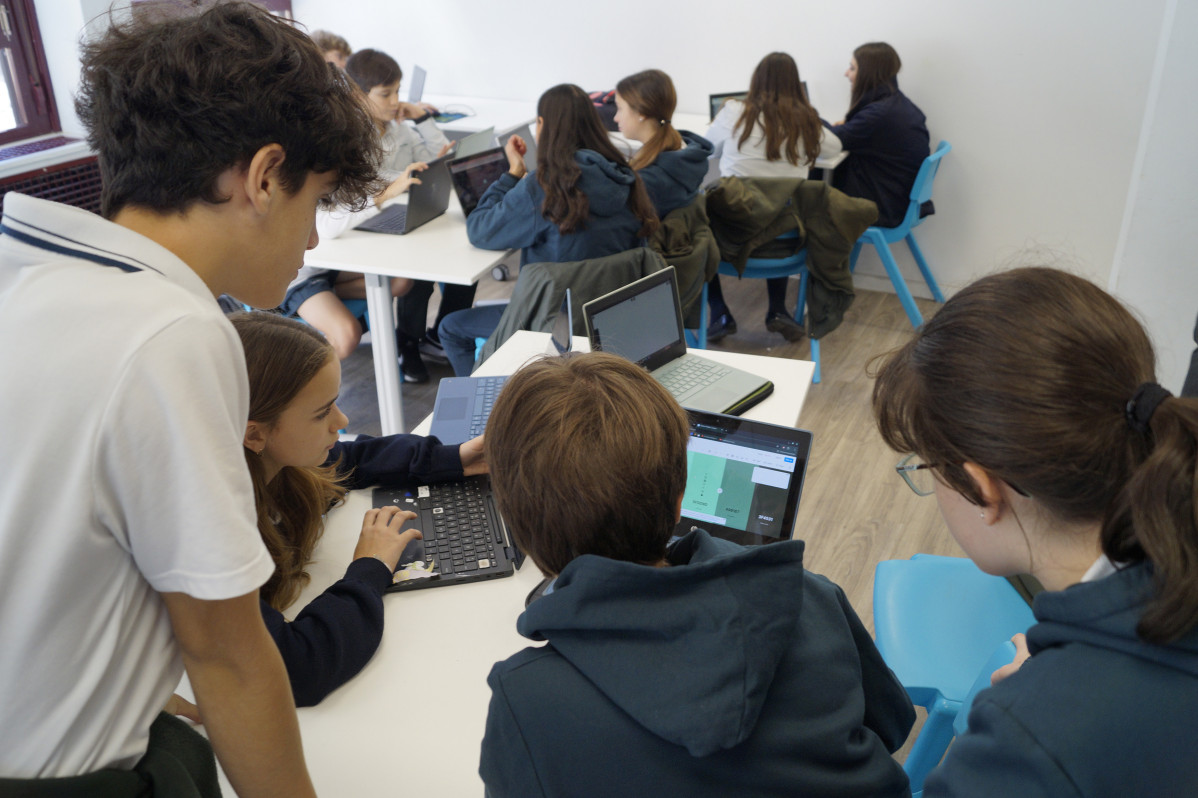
[422,94,537,137]
[206,332,813,796]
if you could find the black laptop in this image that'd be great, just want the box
[676,410,812,547]
[355,156,451,235]
[447,146,510,217]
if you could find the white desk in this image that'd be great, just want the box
[209,332,813,797]
[422,94,537,137]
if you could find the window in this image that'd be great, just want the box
[0,0,57,145]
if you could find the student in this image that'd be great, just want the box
[613,69,713,217]
[872,267,1198,796]
[229,313,485,706]
[479,352,915,797]
[704,52,843,343]
[280,47,450,377]
[825,42,930,229]
[0,3,379,795]
[437,84,658,376]
[312,29,351,69]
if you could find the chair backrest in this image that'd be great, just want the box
[898,140,951,231]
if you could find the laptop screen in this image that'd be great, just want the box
[585,270,684,368]
[448,147,509,216]
[408,65,426,103]
[677,411,811,546]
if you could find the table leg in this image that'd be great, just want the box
[364,273,404,435]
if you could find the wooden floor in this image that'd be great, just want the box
[337,268,963,634]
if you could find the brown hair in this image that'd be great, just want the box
[849,42,902,115]
[231,313,349,611]
[311,29,351,59]
[873,267,1198,644]
[535,84,659,237]
[617,69,684,170]
[345,48,402,93]
[77,1,382,218]
[485,352,689,575]
[735,52,822,167]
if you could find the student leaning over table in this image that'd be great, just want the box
[874,267,1198,796]
[478,352,915,797]
[0,3,382,795]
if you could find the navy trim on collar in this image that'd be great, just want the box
[0,217,162,275]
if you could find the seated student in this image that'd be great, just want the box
[311,29,351,70]
[437,84,658,376]
[228,313,486,706]
[872,267,1198,796]
[280,48,450,373]
[0,4,381,794]
[613,69,713,217]
[704,52,843,343]
[825,42,930,229]
[479,352,915,797]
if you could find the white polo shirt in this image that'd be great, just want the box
[0,194,274,777]
[707,99,844,179]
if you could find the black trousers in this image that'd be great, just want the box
[396,280,478,342]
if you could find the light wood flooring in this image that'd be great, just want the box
[337,268,962,636]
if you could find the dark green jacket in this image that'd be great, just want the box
[706,178,878,338]
[649,194,720,328]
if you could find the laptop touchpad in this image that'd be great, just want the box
[438,397,468,420]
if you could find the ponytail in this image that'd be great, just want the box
[616,69,684,170]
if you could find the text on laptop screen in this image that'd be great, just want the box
[587,277,681,365]
[681,420,803,540]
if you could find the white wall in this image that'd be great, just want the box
[1110,0,1198,392]
[34,1,1196,385]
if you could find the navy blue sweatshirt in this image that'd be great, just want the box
[260,434,462,707]
[826,84,929,228]
[638,130,713,217]
[480,530,913,797]
[465,149,646,267]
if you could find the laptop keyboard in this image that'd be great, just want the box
[417,480,499,576]
[656,357,731,400]
[468,375,507,438]
[367,205,408,233]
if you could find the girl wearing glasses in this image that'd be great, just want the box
[872,267,1198,796]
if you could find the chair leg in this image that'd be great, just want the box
[810,336,820,384]
[869,231,925,328]
[686,283,709,349]
[903,697,960,794]
[904,233,945,303]
[849,239,864,274]
[797,269,820,384]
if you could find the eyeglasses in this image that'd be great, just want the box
[895,454,1031,498]
[895,454,938,496]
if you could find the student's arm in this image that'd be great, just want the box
[817,125,844,160]
[826,100,886,151]
[465,173,543,251]
[329,434,464,489]
[479,666,548,798]
[260,559,390,707]
[162,590,317,798]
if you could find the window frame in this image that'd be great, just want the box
[0,0,59,146]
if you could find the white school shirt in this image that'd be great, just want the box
[706,98,843,179]
[0,194,274,777]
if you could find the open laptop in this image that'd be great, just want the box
[447,146,509,216]
[583,267,774,416]
[449,126,495,159]
[372,476,522,592]
[496,121,537,172]
[408,64,427,103]
[675,410,812,547]
[708,91,747,121]
[354,156,451,235]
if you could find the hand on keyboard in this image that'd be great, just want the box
[354,506,422,572]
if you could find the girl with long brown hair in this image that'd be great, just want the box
[704,52,842,343]
[825,42,930,229]
[873,267,1198,795]
[613,69,713,217]
[438,83,659,376]
[231,312,487,706]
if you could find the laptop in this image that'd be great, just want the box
[354,156,451,235]
[447,146,509,216]
[496,121,537,172]
[428,374,508,445]
[408,64,427,103]
[675,409,812,547]
[372,476,522,592]
[449,126,495,158]
[584,268,774,415]
[708,91,747,121]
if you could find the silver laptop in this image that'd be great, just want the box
[675,409,811,547]
[583,267,773,416]
[451,126,496,159]
[408,65,427,103]
[496,121,537,172]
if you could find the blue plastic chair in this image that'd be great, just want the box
[687,232,822,384]
[849,141,951,328]
[952,639,1018,739]
[873,554,1035,795]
